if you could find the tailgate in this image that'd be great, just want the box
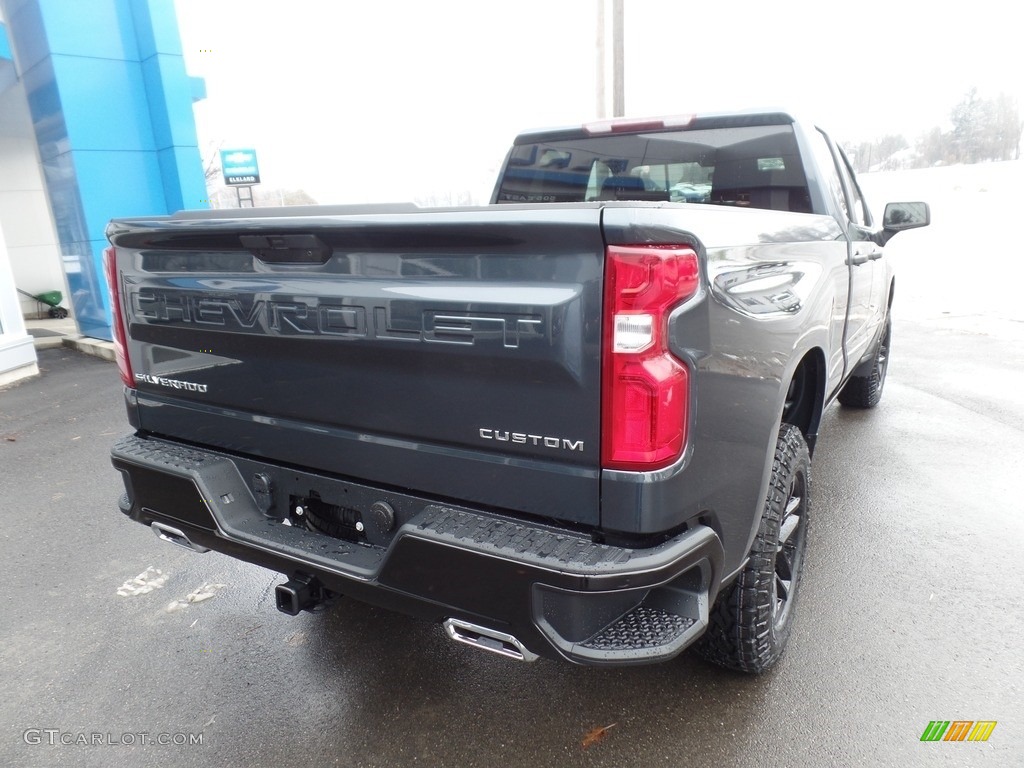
[108,206,604,525]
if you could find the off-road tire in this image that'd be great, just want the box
[838,317,891,408]
[698,423,811,673]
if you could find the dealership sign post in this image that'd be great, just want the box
[220,149,260,207]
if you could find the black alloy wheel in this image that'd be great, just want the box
[698,423,811,673]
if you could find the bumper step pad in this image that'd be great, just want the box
[581,606,696,652]
[415,505,633,570]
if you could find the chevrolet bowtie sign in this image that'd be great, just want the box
[220,149,260,186]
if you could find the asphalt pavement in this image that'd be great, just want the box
[1,314,1022,767]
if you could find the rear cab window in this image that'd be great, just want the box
[495,119,813,214]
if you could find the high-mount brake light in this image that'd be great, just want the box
[584,114,695,135]
[602,244,699,471]
[103,246,134,388]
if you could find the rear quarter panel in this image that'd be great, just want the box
[600,204,846,574]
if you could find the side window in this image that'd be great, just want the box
[811,129,868,228]
[836,147,872,226]
[809,130,848,220]
[833,152,864,226]
[585,161,612,201]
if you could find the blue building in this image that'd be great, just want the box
[0,0,205,384]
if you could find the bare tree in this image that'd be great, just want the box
[902,89,1024,169]
[991,93,1024,160]
[202,140,225,186]
[846,135,910,172]
[948,88,1022,164]
[914,126,951,168]
[951,87,983,163]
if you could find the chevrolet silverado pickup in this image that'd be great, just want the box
[106,110,928,671]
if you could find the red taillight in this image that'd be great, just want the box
[602,245,699,470]
[103,246,134,388]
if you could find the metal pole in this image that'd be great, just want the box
[612,0,624,116]
[596,0,606,118]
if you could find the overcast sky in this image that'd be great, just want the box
[174,0,1022,204]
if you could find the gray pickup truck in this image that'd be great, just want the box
[106,110,928,671]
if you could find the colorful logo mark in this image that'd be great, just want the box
[920,721,997,742]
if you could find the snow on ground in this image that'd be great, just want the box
[859,160,1024,329]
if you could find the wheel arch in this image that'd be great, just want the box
[781,347,827,456]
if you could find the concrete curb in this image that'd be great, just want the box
[63,335,116,362]
[25,319,116,362]
[33,335,65,350]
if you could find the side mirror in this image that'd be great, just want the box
[878,202,930,244]
[884,201,930,229]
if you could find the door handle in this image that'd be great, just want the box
[850,248,883,266]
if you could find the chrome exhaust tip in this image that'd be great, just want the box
[443,618,538,662]
[151,522,209,553]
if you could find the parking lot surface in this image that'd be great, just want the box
[1,305,1021,767]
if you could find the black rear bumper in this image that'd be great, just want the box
[112,433,724,665]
